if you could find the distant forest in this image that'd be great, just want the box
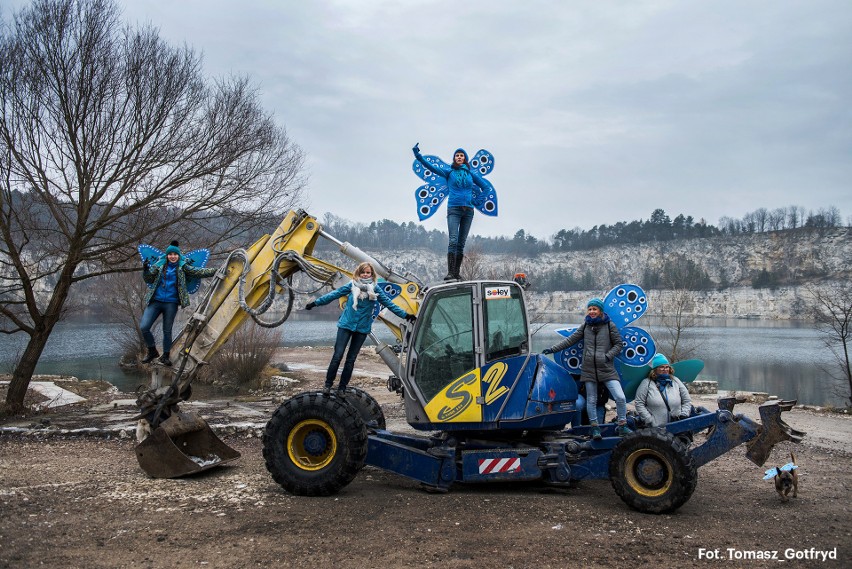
[315,205,847,257]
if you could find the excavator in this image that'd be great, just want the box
[134,209,804,514]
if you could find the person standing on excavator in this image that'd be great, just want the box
[140,240,216,366]
[412,143,488,281]
[306,262,416,395]
[543,298,629,440]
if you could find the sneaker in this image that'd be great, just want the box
[616,423,631,437]
[322,387,331,395]
[336,388,347,397]
[590,423,602,441]
[158,354,172,367]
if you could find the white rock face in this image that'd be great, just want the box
[38,227,852,321]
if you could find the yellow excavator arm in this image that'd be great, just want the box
[139,209,421,421]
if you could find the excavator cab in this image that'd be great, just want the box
[402,281,577,431]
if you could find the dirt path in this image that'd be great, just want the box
[1,347,850,568]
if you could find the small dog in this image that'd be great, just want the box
[774,452,798,502]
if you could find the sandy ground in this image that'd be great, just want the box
[0,347,850,568]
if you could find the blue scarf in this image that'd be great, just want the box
[655,373,673,388]
[655,373,672,409]
[585,314,610,326]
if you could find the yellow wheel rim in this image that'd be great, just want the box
[624,448,673,497]
[287,419,337,471]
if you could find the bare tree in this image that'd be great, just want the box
[805,282,852,406]
[650,258,703,362]
[0,0,305,412]
[652,288,698,363]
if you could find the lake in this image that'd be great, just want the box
[1,314,847,407]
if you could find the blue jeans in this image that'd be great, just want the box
[140,301,179,352]
[326,327,368,390]
[586,380,627,424]
[447,206,474,255]
[575,393,607,427]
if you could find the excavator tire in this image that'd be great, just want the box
[609,428,697,514]
[263,392,368,496]
[338,387,386,430]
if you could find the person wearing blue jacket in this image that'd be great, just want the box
[306,262,416,395]
[412,143,488,281]
[140,240,216,366]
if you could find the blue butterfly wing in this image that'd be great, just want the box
[554,327,583,374]
[469,149,494,176]
[412,154,450,183]
[472,176,498,217]
[372,281,401,320]
[413,154,451,220]
[414,182,449,221]
[618,326,656,366]
[603,283,649,328]
[138,244,163,290]
[183,248,210,294]
[469,149,498,217]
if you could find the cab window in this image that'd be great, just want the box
[412,287,475,401]
[483,284,528,361]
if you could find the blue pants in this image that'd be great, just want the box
[140,300,179,353]
[325,327,368,390]
[586,380,627,424]
[575,393,607,426]
[447,206,474,255]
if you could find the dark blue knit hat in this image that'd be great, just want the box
[165,240,181,256]
[587,298,604,310]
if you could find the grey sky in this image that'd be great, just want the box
[8,1,852,239]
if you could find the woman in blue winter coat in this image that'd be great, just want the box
[140,241,217,366]
[412,143,488,281]
[543,298,629,440]
[306,262,416,395]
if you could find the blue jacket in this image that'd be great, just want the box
[414,147,487,209]
[143,254,216,308]
[314,282,409,334]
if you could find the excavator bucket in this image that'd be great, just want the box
[744,400,806,466]
[135,411,241,479]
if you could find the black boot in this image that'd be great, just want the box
[159,353,172,366]
[453,254,464,280]
[443,253,455,281]
[141,346,159,364]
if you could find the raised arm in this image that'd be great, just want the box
[413,143,449,178]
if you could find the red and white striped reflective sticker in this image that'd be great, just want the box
[478,458,521,474]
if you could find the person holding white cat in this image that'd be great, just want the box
[305,262,416,395]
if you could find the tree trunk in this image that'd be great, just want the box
[4,332,51,413]
[4,274,73,413]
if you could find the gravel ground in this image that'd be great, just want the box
[1,347,850,568]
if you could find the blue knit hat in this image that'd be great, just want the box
[165,240,181,256]
[587,298,604,310]
[650,353,670,369]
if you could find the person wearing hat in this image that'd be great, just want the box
[305,261,417,396]
[543,297,628,439]
[412,143,489,281]
[633,353,693,430]
[139,240,217,366]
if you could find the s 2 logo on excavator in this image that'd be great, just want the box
[428,362,511,423]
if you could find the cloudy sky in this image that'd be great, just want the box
[8,1,852,239]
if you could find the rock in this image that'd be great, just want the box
[687,380,718,395]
